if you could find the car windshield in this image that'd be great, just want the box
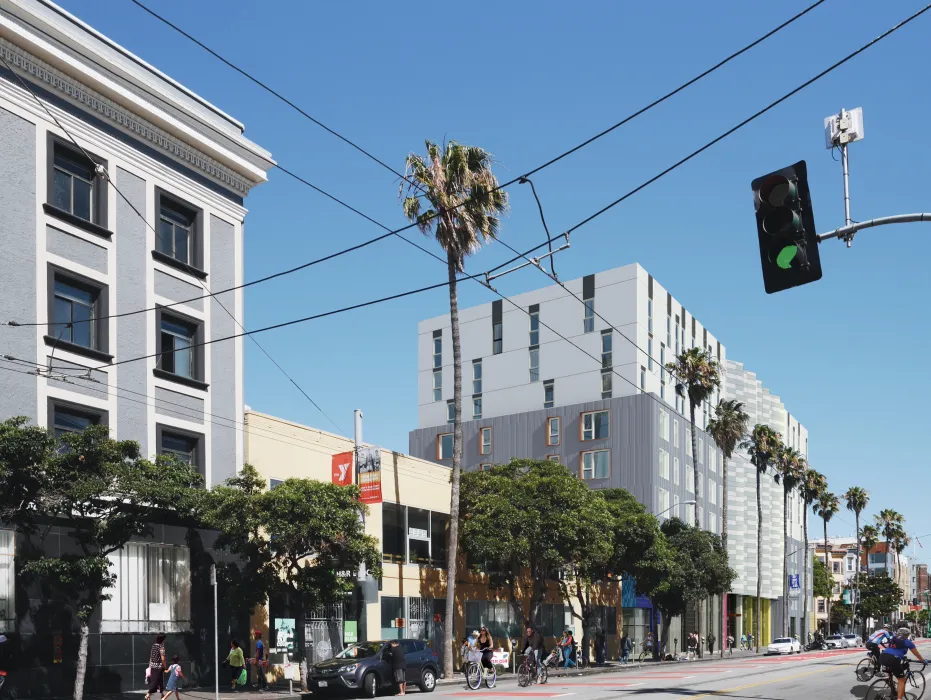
[772,638,792,644]
[844,635,856,638]
[828,635,841,639]
[335,642,384,659]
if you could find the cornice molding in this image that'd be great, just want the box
[0,36,255,195]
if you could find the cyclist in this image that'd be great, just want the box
[522,626,544,684]
[879,628,927,700]
[866,624,893,664]
[477,627,494,674]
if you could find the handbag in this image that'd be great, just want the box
[237,668,247,686]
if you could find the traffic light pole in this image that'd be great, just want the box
[817,213,931,244]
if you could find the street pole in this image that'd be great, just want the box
[210,564,219,700]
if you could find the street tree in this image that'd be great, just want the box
[0,417,58,531]
[706,400,748,658]
[665,347,720,654]
[8,423,204,700]
[812,557,833,600]
[401,140,508,678]
[876,509,904,579]
[773,445,803,637]
[741,423,780,653]
[800,469,827,635]
[857,571,902,625]
[813,490,839,635]
[842,486,870,630]
[861,525,880,558]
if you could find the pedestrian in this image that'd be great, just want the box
[687,632,697,661]
[251,630,267,691]
[727,634,735,656]
[384,639,407,695]
[562,630,576,668]
[224,639,245,691]
[619,631,632,664]
[740,633,747,650]
[160,655,185,700]
[595,628,607,666]
[144,633,167,700]
[707,632,715,656]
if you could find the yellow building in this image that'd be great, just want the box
[244,410,624,674]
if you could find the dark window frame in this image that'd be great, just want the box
[155,423,205,478]
[152,188,207,279]
[154,306,208,390]
[45,264,112,363]
[45,134,110,238]
[47,397,108,438]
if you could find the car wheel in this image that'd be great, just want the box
[362,672,378,698]
[419,668,436,693]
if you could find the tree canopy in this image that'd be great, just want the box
[857,572,902,623]
[811,557,833,600]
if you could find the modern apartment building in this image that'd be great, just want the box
[0,1,272,694]
[410,263,727,645]
[723,360,811,640]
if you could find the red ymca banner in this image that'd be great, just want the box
[332,452,354,486]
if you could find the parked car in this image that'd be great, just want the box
[825,634,849,649]
[309,640,439,697]
[844,634,863,647]
[766,637,802,655]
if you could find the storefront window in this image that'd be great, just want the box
[621,608,650,649]
[430,512,448,567]
[382,503,405,564]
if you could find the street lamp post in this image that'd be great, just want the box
[655,500,697,519]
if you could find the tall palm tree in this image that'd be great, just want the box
[665,347,720,656]
[707,399,749,657]
[800,469,827,641]
[861,524,880,560]
[741,423,780,653]
[813,491,839,634]
[893,525,910,614]
[876,509,904,581]
[773,445,803,637]
[842,486,870,632]
[401,141,507,676]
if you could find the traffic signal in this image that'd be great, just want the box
[751,160,822,294]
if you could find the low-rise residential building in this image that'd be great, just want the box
[811,538,858,632]
[911,563,928,607]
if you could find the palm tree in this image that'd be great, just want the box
[741,423,780,653]
[666,347,720,656]
[773,445,803,637]
[707,399,749,657]
[813,491,839,634]
[800,469,827,641]
[842,487,869,632]
[401,141,507,676]
[876,509,904,581]
[893,525,910,610]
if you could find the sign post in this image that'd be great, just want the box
[210,564,218,700]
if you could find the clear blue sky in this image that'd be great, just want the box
[60,0,931,551]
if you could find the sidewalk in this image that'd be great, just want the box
[97,684,303,700]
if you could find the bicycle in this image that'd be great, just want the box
[637,646,652,663]
[464,651,497,690]
[857,649,884,682]
[517,653,548,687]
[865,659,927,700]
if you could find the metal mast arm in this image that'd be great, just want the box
[817,214,931,243]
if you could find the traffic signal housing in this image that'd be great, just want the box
[751,160,822,294]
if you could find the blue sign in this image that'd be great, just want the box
[788,574,800,590]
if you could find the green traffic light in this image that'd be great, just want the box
[776,245,798,269]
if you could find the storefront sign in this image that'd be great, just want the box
[788,574,800,597]
[358,447,382,504]
[275,618,295,654]
[490,651,509,666]
[344,620,358,644]
[332,452,354,486]
[408,527,429,539]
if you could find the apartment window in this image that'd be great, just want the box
[675,316,680,355]
[583,298,595,333]
[660,380,665,399]
[543,380,554,409]
[709,480,716,504]
[155,308,205,387]
[472,359,482,394]
[433,369,443,402]
[432,330,442,368]
[817,599,826,614]
[710,450,717,473]
[698,473,704,499]
[648,299,653,333]
[49,400,105,439]
[647,336,653,370]
[437,433,453,460]
[672,494,680,519]
[478,464,492,471]
[0,530,13,628]
[686,429,692,456]
[154,189,204,275]
[601,371,612,400]
[102,542,190,632]
[269,479,283,490]
[581,449,610,480]
[673,457,680,485]
[529,305,540,346]
[492,322,502,354]
[447,400,455,423]
[659,410,669,442]
[686,468,694,493]
[546,455,561,464]
[640,366,646,391]
[658,487,669,515]
[157,425,203,474]
[833,561,841,574]
[547,417,561,446]
[480,427,492,455]
[581,410,609,441]
[666,316,671,347]
[847,558,855,572]
[698,437,703,463]
[48,137,107,231]
[674,419,679,447]
[529,347,540,383]
[472,396,482,420]
[47,267,109,359]
[601,330,613,368]
[685,502,696,523]
[659,448,669,480]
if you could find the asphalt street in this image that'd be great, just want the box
[429,643,931,700]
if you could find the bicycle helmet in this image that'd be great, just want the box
[884,623,892,630]
[898,628,911,638]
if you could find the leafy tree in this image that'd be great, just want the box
[800,469,826,637]
[773,445,803,637]
[741,423,780,653]
[918,608,929,628]
[857,571,902,624]
[842,486,870,629]
[2,423,204,700]
[905,610,918,623]
[814,490,839,638]
[401,140,508,678]
[812,557,833,600]
[0,417,58,532]
[831,600,851,633]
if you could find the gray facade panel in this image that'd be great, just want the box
[46,225,108,273]
[209,214,237,484]
[114,167,148,452]
[0,107,37,421]
[155,386,205,424]
[46,356,109,400]
[154,269,203,310]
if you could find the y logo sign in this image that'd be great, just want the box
[331,452,354,486]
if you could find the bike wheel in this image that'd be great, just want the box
[858,658,878,682]
[866,678,897,700]
[518,665,531,688]
[466,663,481,690]
[540,664,548,685]
[485,665,497,689]
[637,651,646,663]
[908,670,926,700]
